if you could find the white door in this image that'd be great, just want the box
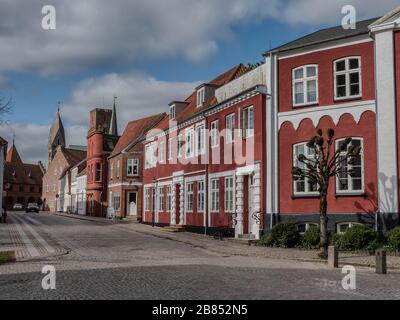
[248,175,258,237]
[127,192,137,216]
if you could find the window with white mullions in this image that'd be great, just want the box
[210,178,219,212]
[336,138,363,193]
[226,113,235,144]
[210,121,219,148]
[127,159,139,176]
[293,143,318,195]
[145,188,151,211]
[158,187,164,212]
[197,181,205,212]
[186,182,194,212]
[242,107,254,138]
[293,65,318,106]
[224,176,234,212]
[334,57,361,100]
[166,185,172,212]
[185,129,194,158]
[196,124,205,155]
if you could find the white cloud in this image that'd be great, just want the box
[0,122,50,164]
[62,72,199,129]
[280,0,399,25]
[0,71,200,165]
[0,0,280,75]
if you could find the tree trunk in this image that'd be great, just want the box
[319,191,328,259]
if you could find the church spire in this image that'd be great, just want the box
[48,102,66,163]
[109,96,118,136]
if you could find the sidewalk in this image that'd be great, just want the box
[51,212,400,270]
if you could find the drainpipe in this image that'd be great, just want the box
[203,114,209,236]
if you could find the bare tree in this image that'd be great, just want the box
[292,128,361,258]
[0,96,12,125]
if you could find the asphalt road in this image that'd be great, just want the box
[0,211,399,300]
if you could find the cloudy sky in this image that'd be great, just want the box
[0,0,398,165]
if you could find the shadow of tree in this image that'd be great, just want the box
[355,174,399,233]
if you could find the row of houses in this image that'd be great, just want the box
[43,7,400,239]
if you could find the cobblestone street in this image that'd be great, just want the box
[0,212,399,300]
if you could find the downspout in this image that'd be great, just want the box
[203,113,209,236]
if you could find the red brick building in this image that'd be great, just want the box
[107,113,166,220]
[264,10,400,233]
[86,104,119,217]
[142,64,268,239]
[3,143,45,210]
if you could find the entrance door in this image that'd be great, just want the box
[175,184,180,225]
[248,174,257,236]
[127,192,137,216]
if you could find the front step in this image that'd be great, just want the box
[238,234,256,240]
[163,225,186,233]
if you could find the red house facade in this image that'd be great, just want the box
[86,105,119,217]
[265,9,400,233]
[142,64,268,239]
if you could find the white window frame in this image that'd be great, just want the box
[337,222,362,234]
[197,181,205,213]
[226,113,235,144]
[110,163,114,180]
[166,185,172,212]
[292,65,319,107]
[210,120,219,148]
[293,142,319,196]
[116,160,120,178]
[334,56,362,101]
[159,141,165,163]
[335,137,364,195]
[158,187,164,212]
[168,138,173,160]
[197,87,205,108]
[242,106,254,139]
[177,134,183,158]
[127,159,139,177]
[145,143,156,169]
[185,128,194,159]
[113,193,121,211]
[195,123,206,155]
[170,105,176,119]
[224,176,234,213]
[186,182,194,212]
[145,188,151,211]
[210,178,220,212]
[296,222,318,234]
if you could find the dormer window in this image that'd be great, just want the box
[170,105,176,120]
[197,87,205,108]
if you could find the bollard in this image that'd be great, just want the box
[376,249,387,274]
[328,245,338,268]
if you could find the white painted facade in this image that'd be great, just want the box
[76,174,87,215]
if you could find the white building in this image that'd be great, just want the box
[76,168,87,215]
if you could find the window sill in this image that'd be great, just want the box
[335,192,365,198]
[293,102,319,108]
[333,95,362,103]
[292,194,320,199]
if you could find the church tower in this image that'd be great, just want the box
[48,106,66,164]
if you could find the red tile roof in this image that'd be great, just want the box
[110,113,167,157]
[155,64,246,131]
[4,162,43,185]
[6,144,23,164]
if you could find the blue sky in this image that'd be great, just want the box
[0,0,397,164]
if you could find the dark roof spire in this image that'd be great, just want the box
[109,96,118,136]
